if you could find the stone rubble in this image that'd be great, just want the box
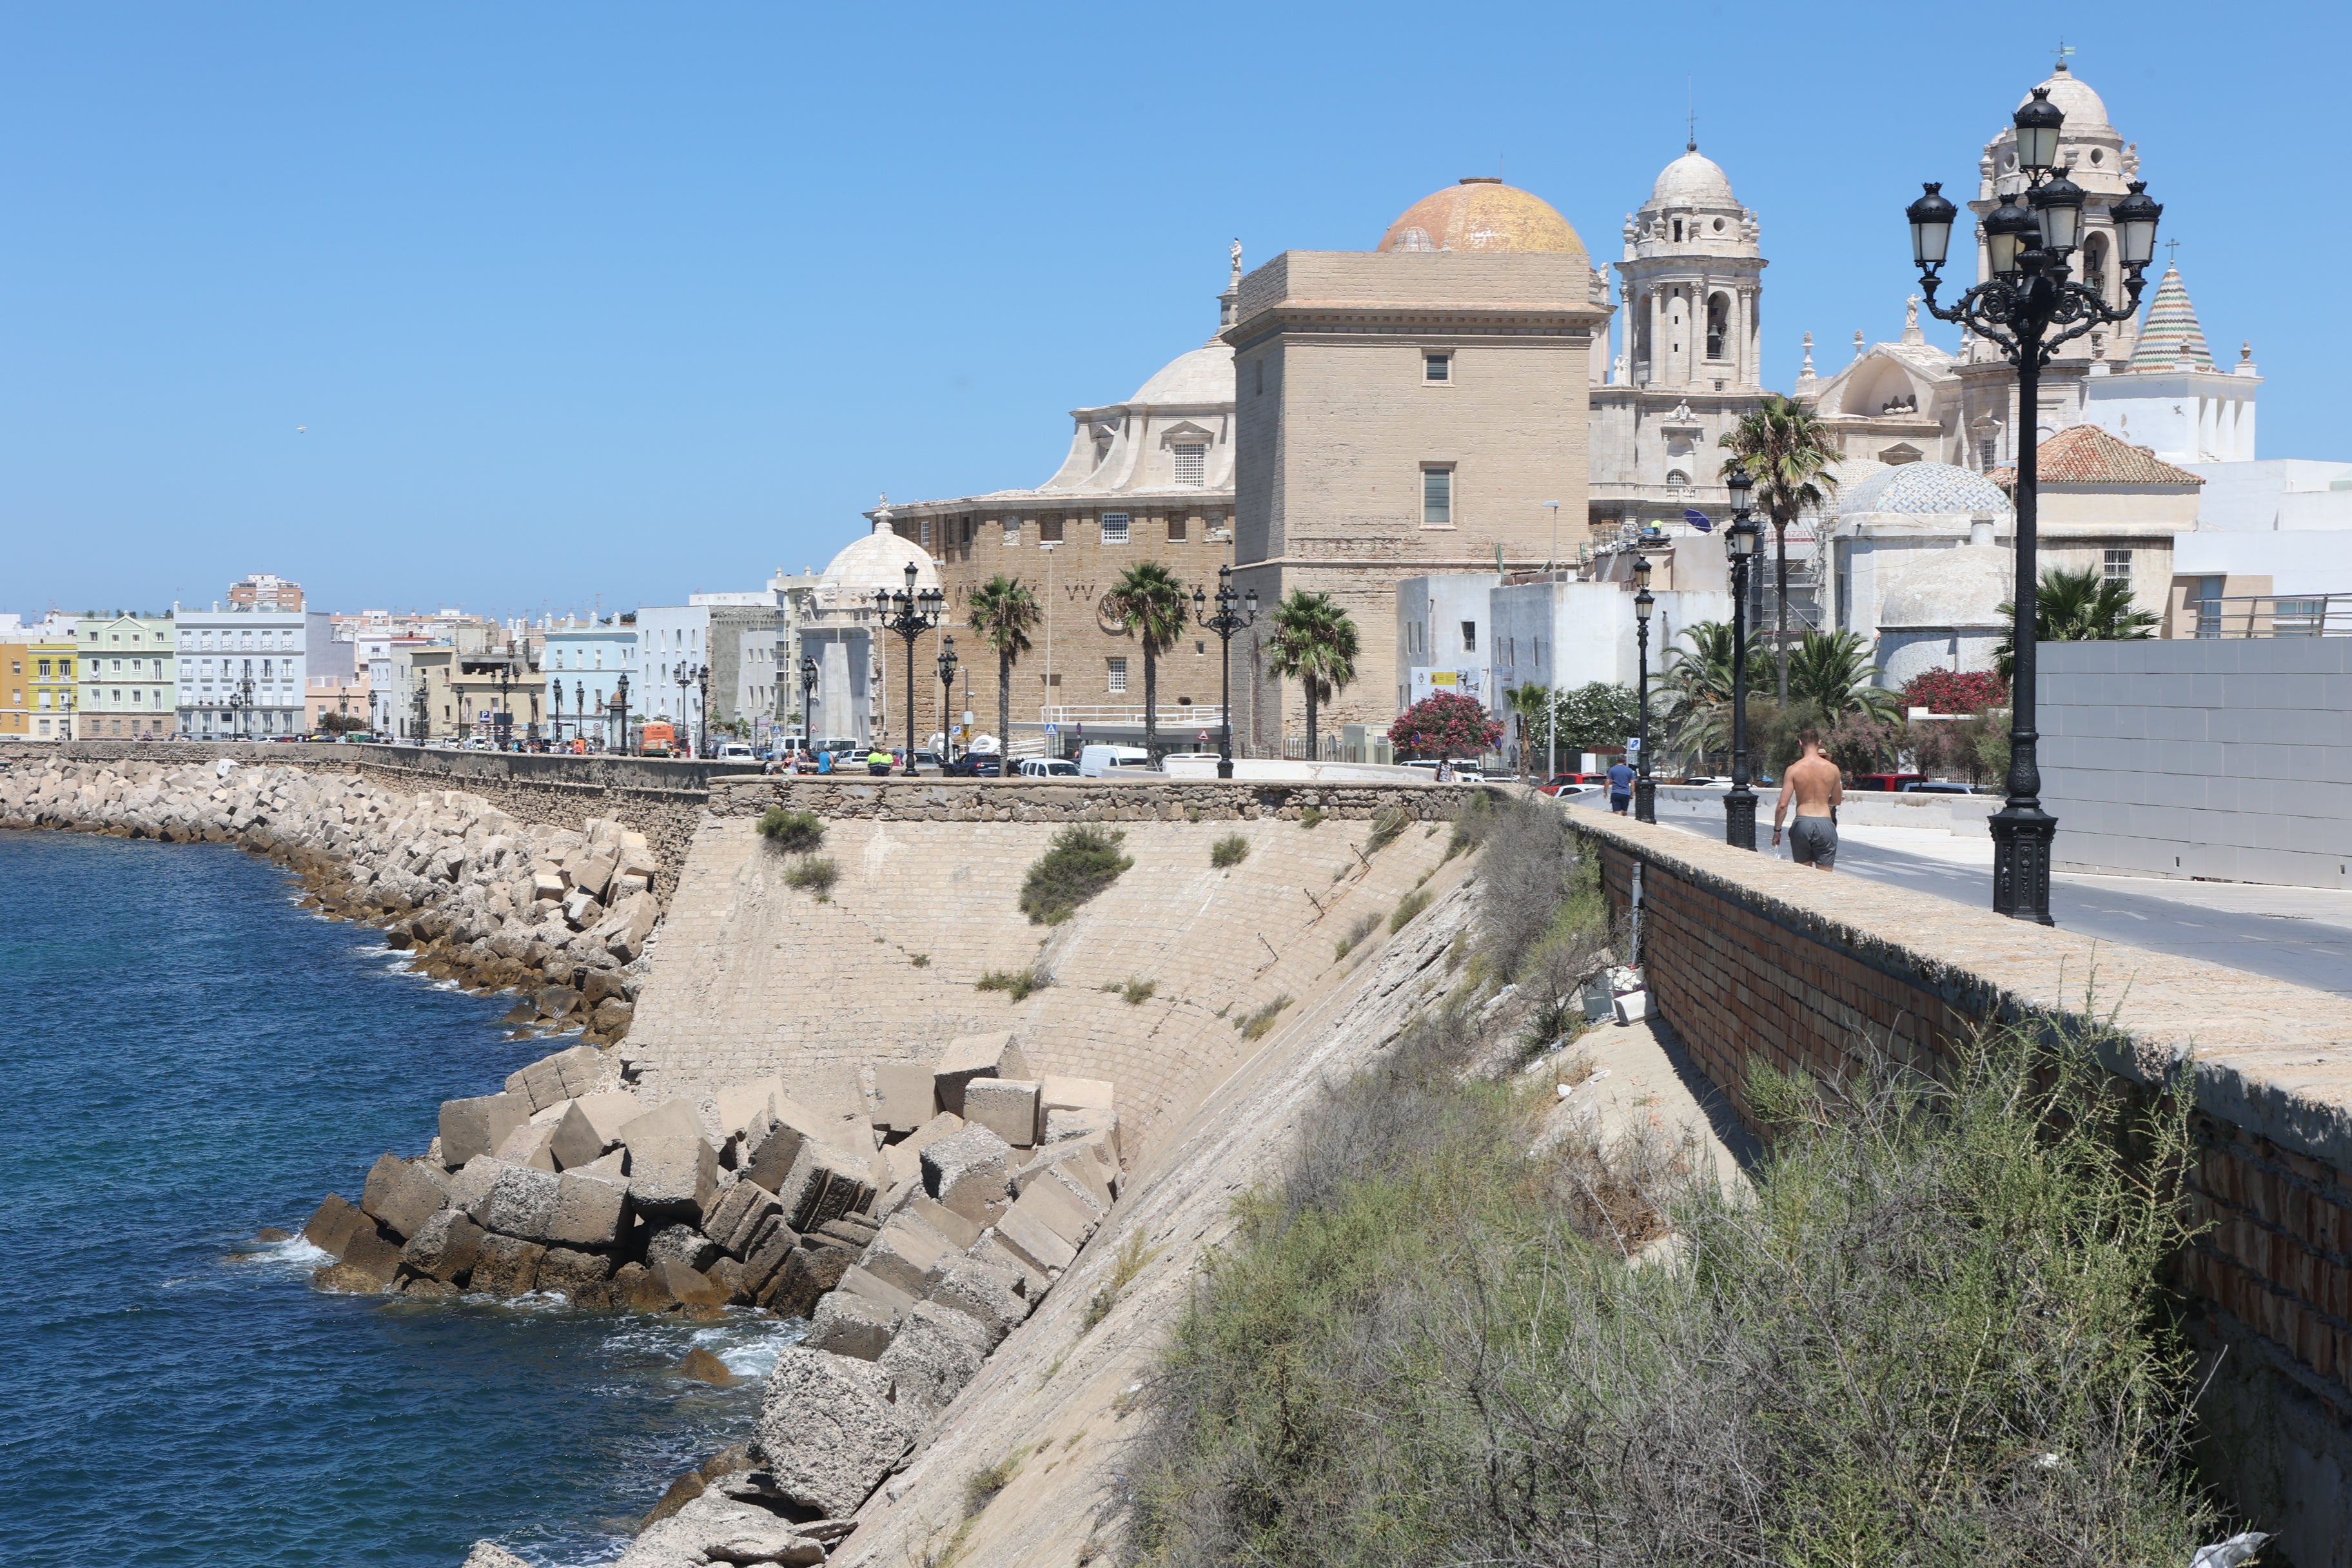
[435,1032,1129,1566]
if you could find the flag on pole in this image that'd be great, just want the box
[1683,508,1715,533]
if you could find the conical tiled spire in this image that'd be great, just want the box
[2127,263,2214,371]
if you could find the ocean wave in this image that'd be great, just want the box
[227,1234,332,1273]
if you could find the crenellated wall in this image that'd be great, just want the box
[1572,811,2352,1564]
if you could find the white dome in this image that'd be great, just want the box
[824,518,941,595]
[2019,63,2109,130]
[1649,146,1736,207]
[1880,545,2014,629]
[1130,342,1234,406]
[1837,461,2012,518]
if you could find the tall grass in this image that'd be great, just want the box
[1020,826,1133,925]
[1120,796,2218,1568]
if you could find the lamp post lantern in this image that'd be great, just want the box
[409,675,428,747]
[696,662,712,758]
[495,661,513,750]
[936,634,959,769]
[551,679,564,747]
[1723,466,1762,851]
[1191,564,1257,780]
[1633,553,1656,824]
[1906,87,2161,924]
[874,560,945,766]
[611,673,631,754]
[800,653,819,758]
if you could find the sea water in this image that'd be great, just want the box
[0,830,787,1566]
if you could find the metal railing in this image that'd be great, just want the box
[2187,594,2352,638]
[1038,703,1224,728]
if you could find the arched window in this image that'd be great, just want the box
[1705,293,1730,360]
[1671,218,1683,242]
[2081,231,2110,304]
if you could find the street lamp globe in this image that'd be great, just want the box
[1906,182,1958,271]
[2111,182,2164,268]
[1983,191,2038,279]
[2030,167,2086,253]
[2012,86,2064,173]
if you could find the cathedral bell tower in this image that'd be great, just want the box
[1614,142,1766,394]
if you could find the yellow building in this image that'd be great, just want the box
[0,643,30,736]
[23,638,79,740]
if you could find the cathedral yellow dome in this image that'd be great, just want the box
[1378,177,1587,260]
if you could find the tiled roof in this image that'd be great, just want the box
[1985,424,2204,489]
[1835,460,2012,517]
[2127,264,2214,372]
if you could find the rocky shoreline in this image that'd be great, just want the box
[0,756,660,1042]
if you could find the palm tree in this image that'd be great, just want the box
[1720,395,1841,705]
[1265,590,1361,761]
[966,574,1041,757]
[1994,567,2160,678]
[1785,629,1901,722]
[1504,681,1552,777]
[1104,561,1191,757]
[1660,618,1765,767]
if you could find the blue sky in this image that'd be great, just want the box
[4,3,2339,620]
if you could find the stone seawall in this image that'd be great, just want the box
[702,774,1458,823]
[1570,811,2352,1565]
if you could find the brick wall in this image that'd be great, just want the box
[1576,814,2352,1558]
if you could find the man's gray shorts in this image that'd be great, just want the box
[1788,814,1838,868]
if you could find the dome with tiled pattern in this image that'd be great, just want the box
[1835,460,2012,518]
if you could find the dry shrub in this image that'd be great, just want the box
[755,805,824,852]
[1333,910,1382,961]
[1209,832,1250,868]
[1021,825,1133,925]
[782,856,838,898]
[975,966,1050,1001]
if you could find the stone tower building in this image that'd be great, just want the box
[1222,177,1612,753]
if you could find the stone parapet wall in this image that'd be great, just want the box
[703,776,1458,823]
[1569,812,2352,1561]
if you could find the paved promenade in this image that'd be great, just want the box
[1570,798,2352,995]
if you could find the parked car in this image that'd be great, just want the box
[1849,772,1929,792]
[1899,779,1987,794]
[715,742,758,761]
[1401,760,1485,783]
[949,752,1004,777]
[1076,744,1156,777]
[1019,758,1081,778]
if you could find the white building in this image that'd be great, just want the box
[174,603,330,738]
[634,605,710,732]
[1395,576,1494,716]
[543,619,639,744]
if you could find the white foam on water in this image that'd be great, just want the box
[692,1311,807,1380]
[431,977,462,991]
[227,1234,333,1275]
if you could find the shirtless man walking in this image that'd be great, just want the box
[1772,726,1844,871]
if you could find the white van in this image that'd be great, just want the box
[1018,758,1081,779]
[1076,744,1156,778]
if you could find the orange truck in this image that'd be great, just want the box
[638,721,679,756]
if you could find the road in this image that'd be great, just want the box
[1569,796,2352,995]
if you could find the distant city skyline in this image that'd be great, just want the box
[4,3,2338,614]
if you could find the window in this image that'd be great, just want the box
[1706,293,1729,360]
[1106,657,1128,693]
[2103,549,2133,583]
[1167,514,1187,542]
[1171,444,1206,485]
[1460,621,1476,652]
[919,520,932,548]
[1101,513,1131,545]
[1422,466,1453,527]
[1002,516,1020,544]
[1040,516,1064,543]
[1424,353,1451,382]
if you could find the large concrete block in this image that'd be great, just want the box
[534,1245,616,1302]
[876,1302,990,1416]
[905,1193,983,1251]
[994,1201,1077,1275]
[833,1263,917,1319]
[654,1259,732,1309]
[739,1217,801,1298]
[804,1291,899,1361]
[1045,1106,1123,1162]
[628,1135,720,1226]
[920,1124,1014,1228]
[440,1092,531,1169]
[765,1240,854,1317]
[961,1077,1041,1148]
[647,1224,723,1273]
[766,1140,877,1234]
[618,1097,703,1150]
[934,1030,1027,1115]
[869,1064,940,1133]
[706,1076,785,1146]
[361,1154,449,1242]
[972,1231,1049,1298]
[858,1215,951,1298]
[709,1182,783,1258]
[336,1221,406,1285]
[469,1233,547,1296]
[493,1120,560,1174]
[570,1091,641,1151]
[402,1209,486,1283]
[547,1102,605,1171]
[476,1164,563,1242]
[1039,1075,1115,1113]
[545,1170,631,1249]
[923,1256,1028,1346]
[302,1193,366,1259]
[1012,1174,1099,1251]
[752,1349,923,1518]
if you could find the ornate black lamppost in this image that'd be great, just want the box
[1905,93,2161,924]
[874,561,945,765]
[1632,554,1656,824]
[936,634,958,769]
[552,679,565,745]
[799,654,818,756]
[409,676,428,746]
[696,663,712,758]
[495,661,513,750]
[1723,467,1763,850]
[610,673,630,754]
[573,681,585,749]
[673,662,694,753]
[1191,564,1258,780]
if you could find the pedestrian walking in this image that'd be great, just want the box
[1607,756,1634,815]
[1772,726,1844,870]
